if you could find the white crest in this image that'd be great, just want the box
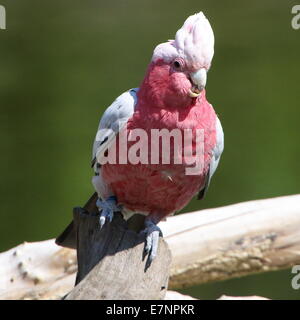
[152,12,214,70]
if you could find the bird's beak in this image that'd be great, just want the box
[189,68,207,98]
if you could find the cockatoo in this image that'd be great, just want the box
[56,12,224,263]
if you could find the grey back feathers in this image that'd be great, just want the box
[198,116,224,199]
[210,117,224,179]
[92,88,139,171]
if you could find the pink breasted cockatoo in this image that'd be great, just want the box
[56,12,224,263]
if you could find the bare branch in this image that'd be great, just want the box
[163,194,300,288]
[1,194,299,299]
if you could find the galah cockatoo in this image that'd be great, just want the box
[56,12,224,262]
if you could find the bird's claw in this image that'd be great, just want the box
[96,196,121,229]
[143,218,163,264]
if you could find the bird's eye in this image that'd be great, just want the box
[173,61,181,69]
[173,59,183,70]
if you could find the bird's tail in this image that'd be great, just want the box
[55,192,98,249]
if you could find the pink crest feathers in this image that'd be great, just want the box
[152,12,214,70]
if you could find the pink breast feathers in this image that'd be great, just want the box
[101,87,217,221]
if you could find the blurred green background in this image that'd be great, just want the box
[0,0,299,299]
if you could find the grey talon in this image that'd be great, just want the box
[96,196,120,229]
[143,217,163,264]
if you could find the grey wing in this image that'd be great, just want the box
[91,88,138,171]
[56,89,138,250]
[198,116,224,200]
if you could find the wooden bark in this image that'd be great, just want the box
[162,194,300,288]
[64,207,171,300]
[1,194,300,299]
[0,240,76,300]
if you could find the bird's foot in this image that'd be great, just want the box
[143,217,163,264]
[96,196,121,229]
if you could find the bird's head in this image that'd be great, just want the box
[140,12,214,109]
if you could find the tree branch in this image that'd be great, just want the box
[65,208,171,300]
[1,194,299,299]
[163,194,300,288]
